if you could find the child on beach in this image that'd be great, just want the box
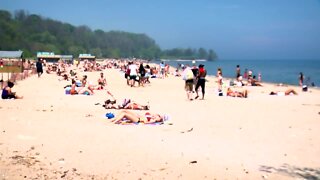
[1,81,23,99]
[216,68,223,94]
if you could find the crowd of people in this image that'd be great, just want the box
[2,58,307,125]
[177,62,305,100]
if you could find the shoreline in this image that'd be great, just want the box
[158,59,320,87]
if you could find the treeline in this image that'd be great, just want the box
[0,10,217,60]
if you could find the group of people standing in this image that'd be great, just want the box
[123,61,171,87]
[124,61,150,87]
[182,63,207,101]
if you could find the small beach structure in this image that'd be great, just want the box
[0,50,24,87]
[0,50,24,73]
[79,54,95,61]
[59,55,73,64]
[37,52,73,64]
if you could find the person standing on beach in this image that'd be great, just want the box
[217,68,223,93]
[182,65,194,101]
[0,58,3,68]
[138,63,146,87]
[191,63,199,91]
[299,72,304,86]
[36,59,43,78]
[258,73,262,82]
[128,61,138,87]
[236,65,241,78]
[159,61,165,79]
[195,64,207,100]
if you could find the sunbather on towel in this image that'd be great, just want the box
[110,110,163,124]
[103,98,149,110]
[226,88,248,98]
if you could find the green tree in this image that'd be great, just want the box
[207,49,218,61]
[198,48,208,59]
[0,10,218,60]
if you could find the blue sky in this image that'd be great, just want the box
[1,0,320,60]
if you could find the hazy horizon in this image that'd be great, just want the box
[1,0,320,60]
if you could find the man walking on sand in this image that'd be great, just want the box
[182,65,194,101]
[36,59,43,78]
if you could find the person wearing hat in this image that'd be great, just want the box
[195,64,207,100]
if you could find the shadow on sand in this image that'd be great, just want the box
[259,164,320,180]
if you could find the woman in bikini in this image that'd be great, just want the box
[70,78,93,95]
[70,79,78,95]
[269,88,298,96]
[110,110,163,124]
[226,88,248,98]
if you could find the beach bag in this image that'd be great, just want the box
[186,69,194,80]
[65,87,71,94]
[302,85,308,92]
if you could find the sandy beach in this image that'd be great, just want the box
[1,65,320,179]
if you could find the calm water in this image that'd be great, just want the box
[160,59,320,87]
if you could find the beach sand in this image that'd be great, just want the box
[1,66,320,179]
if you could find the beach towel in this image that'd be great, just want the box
[117,119,164,125]
[105,112,115,119]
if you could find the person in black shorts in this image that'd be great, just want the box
[195,64,207,100]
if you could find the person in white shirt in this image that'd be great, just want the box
[128,61,138,87]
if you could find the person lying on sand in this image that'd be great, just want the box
[226,88,248,98]
[269,88,298,96]
[110,110,163,124]
[103,98,149,110]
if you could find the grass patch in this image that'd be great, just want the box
[0,66,23,73]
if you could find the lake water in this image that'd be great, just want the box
[159,59,320,87]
